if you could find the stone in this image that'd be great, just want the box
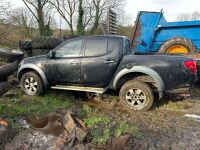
[62,112,87,143]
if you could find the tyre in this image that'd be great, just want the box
[119,80,154,112]
[0,61,18,80]
[159,37,196,54]
[20,71,44,96]
[19,40,32,50]
[62,35,80,41]
[0,82,11,96]
[0,49,24,62]
[32,37,62,50]
[32,49,51,56]
[23,49,32,58]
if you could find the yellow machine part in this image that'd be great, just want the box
[166,45,189,54]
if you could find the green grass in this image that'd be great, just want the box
[91,128,111,145]
[114,122,142,139]
[0,91,75,129]
[84,114,142,145]
[84,115,111,145]
[85,115,110,127]
[78,105,93,119]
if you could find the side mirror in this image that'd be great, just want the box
[48,50,56,59]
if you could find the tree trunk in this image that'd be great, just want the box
[77,0,84,35]
[37,0,51,36]
[90,5,100,34]
[69,15,74,35]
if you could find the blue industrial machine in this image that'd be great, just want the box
[131,10,200,54]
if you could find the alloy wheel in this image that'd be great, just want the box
[24,77,38,95]
[125,88,147,110]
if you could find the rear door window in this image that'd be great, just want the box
[85,37,108,57]
[108,37,123,53]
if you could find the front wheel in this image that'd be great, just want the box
[20,71,44,96]
[119,80,154,112]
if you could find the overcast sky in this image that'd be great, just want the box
[126,0,200,21]
[13,0,200,22]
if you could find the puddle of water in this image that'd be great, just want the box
[26,113,66,136]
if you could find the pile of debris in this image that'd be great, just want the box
[0,117,10,146]
[4,111,88,150]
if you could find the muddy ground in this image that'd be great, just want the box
[1,54,200,150]
[1,87,200,150]
[83,89,200,150]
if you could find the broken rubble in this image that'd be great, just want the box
[5,111,87,149]
[62,112,87,144]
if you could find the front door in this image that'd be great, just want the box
[46,38,83,84]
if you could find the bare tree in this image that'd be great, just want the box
[22,0,52,36]
[0,0,13,45]
[9,7,37,38]
[49,0,76,35]
[177,11,200,21]
[0,0,12,23]
[48,0,125,35]
[77,0,93,35]
[90,0,105,34]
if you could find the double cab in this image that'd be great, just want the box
[18,35,197,111]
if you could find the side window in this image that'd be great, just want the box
[125,39,131,54]
[108,38,123,53]
[55,39,82,58]
[85,38,108,57]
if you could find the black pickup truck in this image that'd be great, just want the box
[17,35,197,111]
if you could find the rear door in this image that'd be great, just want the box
[81,37,123,87]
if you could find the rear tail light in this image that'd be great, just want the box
[183,60,197,74]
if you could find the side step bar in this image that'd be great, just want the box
[51,85,108,94]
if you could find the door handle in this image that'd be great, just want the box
[70,60,80,65]
[104,60,116,64]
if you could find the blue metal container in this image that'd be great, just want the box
[131,10,200,53]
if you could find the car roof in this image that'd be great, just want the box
[85,35,128,39]
[66,35,129,42]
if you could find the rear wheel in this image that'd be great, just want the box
[119,80,154,112]
[20,71,44,96]
[159,37,196,54]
